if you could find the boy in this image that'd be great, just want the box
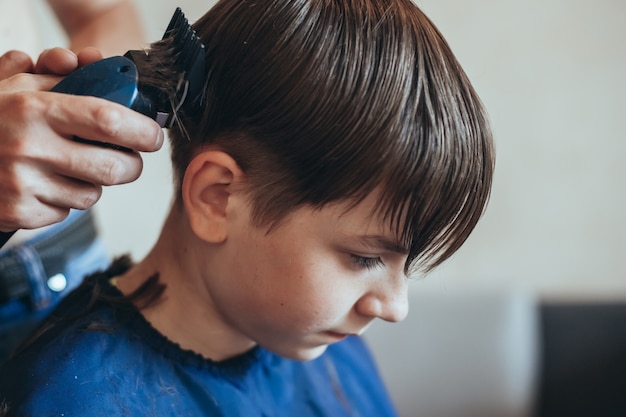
[0,0,494,415]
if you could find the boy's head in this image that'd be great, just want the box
[146,0,494,274]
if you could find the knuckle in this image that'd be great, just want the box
[92,104,123,139]
[9,90,43,115]
[76,186,103,210]
[99,157,127,185]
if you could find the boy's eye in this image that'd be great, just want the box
[349,254,384,270]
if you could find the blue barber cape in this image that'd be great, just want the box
[0,267,398,417]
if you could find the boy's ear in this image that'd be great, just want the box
[182,150,243,243]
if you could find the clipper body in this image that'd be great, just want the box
[0,7,204,248]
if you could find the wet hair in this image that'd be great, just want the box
[143,0,495,274]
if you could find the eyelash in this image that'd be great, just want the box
[349,254,384,270]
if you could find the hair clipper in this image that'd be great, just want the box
[0,8,204,248]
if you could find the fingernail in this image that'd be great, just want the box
[155,129,165,150]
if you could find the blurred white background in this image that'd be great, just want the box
[34,0,626,302]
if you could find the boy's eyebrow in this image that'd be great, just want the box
[355,235,409,255]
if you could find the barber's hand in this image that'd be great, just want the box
[0,47,104,79]
[0,48,164,232]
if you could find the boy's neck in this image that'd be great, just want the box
[115,205,257,361]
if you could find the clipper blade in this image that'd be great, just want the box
[125,7,206,127]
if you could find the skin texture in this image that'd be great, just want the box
[47,0,145,56]
[0,0,161,232]
[116,149,409,362]
[0,48,163,231]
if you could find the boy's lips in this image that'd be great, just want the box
[324,331,350,341]
[324,329,364,341]
[325,323,371,340]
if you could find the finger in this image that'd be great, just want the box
[76,47,104,67]
[0,192,69,231]
[19,205,69,231]
[43,138,147,186]
[0,72,65,93]
[0,152,102,230]
[46,94,164,153]
[34,47,78,75]
[0,50,34,80]
[36,175,103,211]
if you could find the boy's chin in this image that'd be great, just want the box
[275,344,330,362]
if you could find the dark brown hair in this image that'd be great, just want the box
[145,0,495,273]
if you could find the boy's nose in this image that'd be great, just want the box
[355,278,409,323]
